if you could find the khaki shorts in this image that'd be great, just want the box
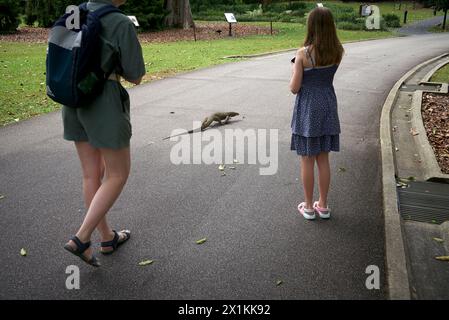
[62,80,131,149]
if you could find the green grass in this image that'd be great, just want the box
[431,63,449,83]
[0,21,394,126]
[428,24,449,33]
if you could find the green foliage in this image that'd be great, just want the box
[22,0,168,31]
[121,0,168,31]
[25,0,79,27]
[0,0,24,32]
[337,20,364,31]
[419,0,449,9]
[382,13,401,27]
[191,0,310,22]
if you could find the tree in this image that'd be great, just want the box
[25,0,76,27]
[0,0,22,32]
[164,0,194,29]
[122,0,168,31]
[434,0,449,29]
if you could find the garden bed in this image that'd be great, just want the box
[421,93,449,174]
[0,22,277,44]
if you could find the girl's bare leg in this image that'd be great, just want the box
[300,155,316,209]
[316,152,330,208]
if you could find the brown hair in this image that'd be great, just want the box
[303,7,344,66]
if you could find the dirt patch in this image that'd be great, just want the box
[0,22,277,44]
[422,92,449,174]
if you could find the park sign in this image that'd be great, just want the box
[224,13,237,24]
[360,4,372,17]
[128,16,139,27]
[224,13,237,37]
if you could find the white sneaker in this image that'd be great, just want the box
[298,202,316,220]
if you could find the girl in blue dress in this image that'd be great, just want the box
[289,7,344,220]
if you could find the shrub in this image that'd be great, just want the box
[337,12,358,23]
[122,0,168,31]
[337,21,364,31]
[25,0,77,28]
[382,13,401,28]
[0,0,23,32]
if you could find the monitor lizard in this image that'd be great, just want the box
[163,112,240,140]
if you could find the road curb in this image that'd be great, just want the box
[421,58,449,82]
[380,53,449,300]
[223,48,296,59]
[223,36,400,59]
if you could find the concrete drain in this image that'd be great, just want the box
[398,180,449,224]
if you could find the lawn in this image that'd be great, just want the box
[431,63,449,83]
[0,19,393,126]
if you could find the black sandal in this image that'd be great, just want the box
[64,236,101,267]
[100,230,131,255]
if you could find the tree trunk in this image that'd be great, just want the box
[443,9,447,30]
[164,0,194,29]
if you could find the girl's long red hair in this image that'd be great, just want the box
[303,7,344,66]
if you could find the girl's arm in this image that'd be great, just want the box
[289,48,304,94]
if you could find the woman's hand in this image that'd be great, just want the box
[289,48,304,94]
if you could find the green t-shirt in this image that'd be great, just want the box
[87,0,146,81]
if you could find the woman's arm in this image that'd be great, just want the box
[289,48,304,94]
[125,76,143,85]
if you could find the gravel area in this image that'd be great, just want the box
[0,22,277,44]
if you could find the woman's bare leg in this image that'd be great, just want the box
[316,152,330,208]
[68,146,130,258]
[300,155,316,209]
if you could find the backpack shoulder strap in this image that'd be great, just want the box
[79,2,88,11]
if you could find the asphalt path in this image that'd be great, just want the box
[1,32,449,299]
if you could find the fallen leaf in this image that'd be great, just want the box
[218,164,225,171]
[0,194,4,200]
[395,147,399,152]
[221,172,226,176]
[432,220,438,224]
[435,256,449,261]
[20,248,27,256]
[410,128,419,136]
[276,280,283,286]
[433,237,444,243]
[138,260,154,266]
[338,167,346,172]
[196,238,207,245]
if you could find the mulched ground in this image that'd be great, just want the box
[421,92,449,174]
[0,22,277,44]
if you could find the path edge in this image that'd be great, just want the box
[380,53,449,300]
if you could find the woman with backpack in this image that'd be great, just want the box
[62,0,146,267]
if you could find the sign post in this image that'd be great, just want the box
[224,13,237,37]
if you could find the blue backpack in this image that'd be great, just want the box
[46,2,122,108]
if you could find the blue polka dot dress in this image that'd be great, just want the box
[290,47,341,156]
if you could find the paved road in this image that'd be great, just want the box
[1,33,449,300]
[398,15,445,34]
